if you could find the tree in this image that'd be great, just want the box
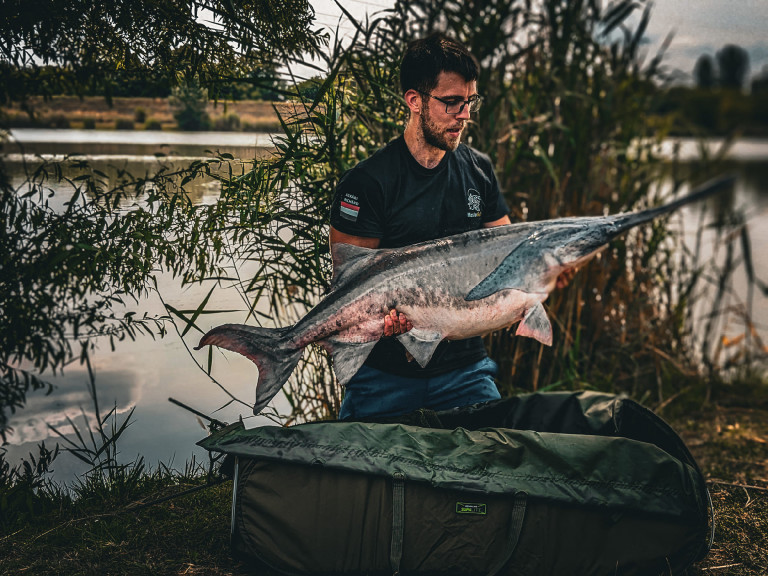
[694,54,716,89]
[0,0,321,105]
[716,44,750,91]
[0,0,323,438]
[169,81,211,131]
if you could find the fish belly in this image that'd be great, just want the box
[402,290,541,341]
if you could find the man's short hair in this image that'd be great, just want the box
[400,33,479,95]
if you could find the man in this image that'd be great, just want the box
[329,33,509,420]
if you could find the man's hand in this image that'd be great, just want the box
[556,267,578,289]
[384,308,412,336]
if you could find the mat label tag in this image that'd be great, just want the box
[456,502,487,515]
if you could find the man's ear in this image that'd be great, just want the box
[404,89,421,114]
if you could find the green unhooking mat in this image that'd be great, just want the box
[198,391,712,576]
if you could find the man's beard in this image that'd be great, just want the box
[419,106,464,152]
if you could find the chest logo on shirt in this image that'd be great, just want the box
[466,189,482,219]
[340,192,360,221]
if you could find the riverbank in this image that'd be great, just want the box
[1,404,766,575]
[5,94,768,139]
[1,95,286,132]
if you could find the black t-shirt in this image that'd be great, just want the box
[329,135,509,377]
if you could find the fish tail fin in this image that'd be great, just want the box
[195,323,303,415]
[614,174,735,232]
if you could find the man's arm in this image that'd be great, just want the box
[483,215,512,228]
[330,226,381,249]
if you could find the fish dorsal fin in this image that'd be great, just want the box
[515,302,553,346]
[397,329,443,368]
[330,242,378,289]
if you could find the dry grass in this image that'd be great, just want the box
[675,406,768,575]
[1,96,286,131]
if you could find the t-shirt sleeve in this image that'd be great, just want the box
[329,167,385,239]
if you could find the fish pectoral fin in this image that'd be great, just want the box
[465,235,541,301]
[466,269,513,301]
[327,339,378,387]
[397,329,443,368]
[515,302,553,346]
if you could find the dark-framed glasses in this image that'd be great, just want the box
[415,89,482,115]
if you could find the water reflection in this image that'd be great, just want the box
[8,128,278,160]
[2,275,284,482]
[7,369,139,446]
[2,131,285,482]
[675,162,768,365]
[4,153,248,207]
[659,138,768,162]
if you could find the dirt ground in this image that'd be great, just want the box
[674,406,768,575]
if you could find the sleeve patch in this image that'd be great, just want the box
[339,193,361,221]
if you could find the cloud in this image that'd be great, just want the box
[4,368,141,446]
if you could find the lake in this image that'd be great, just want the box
[3,129,767,484]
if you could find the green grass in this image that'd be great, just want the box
[0,476,245,576]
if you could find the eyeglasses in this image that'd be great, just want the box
[415,89,482,115]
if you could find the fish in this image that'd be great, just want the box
[196,175,733,414]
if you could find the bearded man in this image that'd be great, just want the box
[329,33,510,419]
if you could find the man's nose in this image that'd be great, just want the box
[456,104,471,120]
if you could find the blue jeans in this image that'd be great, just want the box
[338,357,500,420]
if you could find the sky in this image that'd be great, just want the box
[644,0,768,82]
[309,0,768,85]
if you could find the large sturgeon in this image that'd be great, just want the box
[197,175,732,414]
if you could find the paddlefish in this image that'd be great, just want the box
[196,175,733,414]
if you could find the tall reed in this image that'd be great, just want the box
[202,0,763,420]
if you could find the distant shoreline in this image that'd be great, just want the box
[1,95,286,133]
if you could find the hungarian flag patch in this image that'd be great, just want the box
[340,194,360,221]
